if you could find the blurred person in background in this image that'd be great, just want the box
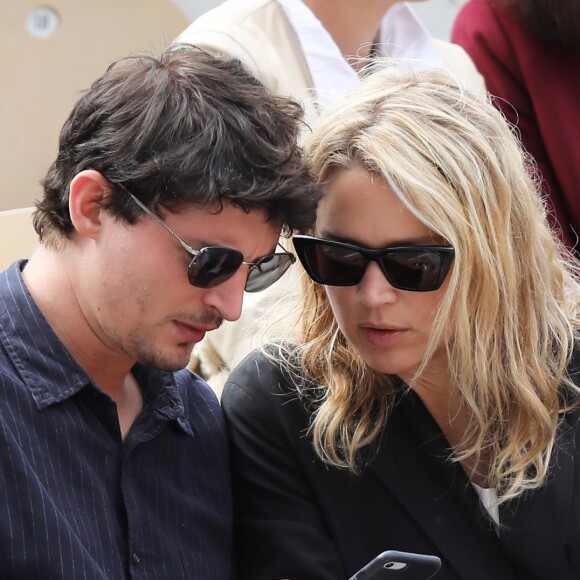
[452,0,580,251]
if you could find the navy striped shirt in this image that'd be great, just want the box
[0,261,234,579]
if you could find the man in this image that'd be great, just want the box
[176,0,486,392]
[0,44,318,579]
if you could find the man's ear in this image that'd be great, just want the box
[68,170,112,238]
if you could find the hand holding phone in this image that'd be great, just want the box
[348,550,441,580]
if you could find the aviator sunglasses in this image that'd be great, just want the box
[292,235,454,292]
[119,184,295,292]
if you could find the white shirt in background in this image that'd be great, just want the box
[277,0,444,109]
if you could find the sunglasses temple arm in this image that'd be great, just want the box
[124,189,200,257]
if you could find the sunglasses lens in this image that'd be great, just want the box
[382,251,443,291]
[298,241,365,285]
[294,237,452,291]
[187,247,244,289]
[245,253,295,292]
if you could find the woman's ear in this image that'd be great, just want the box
[68,170,112,239]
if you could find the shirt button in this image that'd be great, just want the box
[132,552,140,565]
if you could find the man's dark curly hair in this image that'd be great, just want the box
[35,43,321,242]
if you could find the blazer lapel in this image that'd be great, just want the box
[368,389,518,579]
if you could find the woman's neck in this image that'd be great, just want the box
[406,367,492,487]
[412,381,491,488]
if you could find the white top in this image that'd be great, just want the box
[472,483,500,533]
[276,0,444,109]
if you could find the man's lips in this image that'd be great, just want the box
[173,320,219,343]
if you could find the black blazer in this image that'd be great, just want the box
[222,349,580,580]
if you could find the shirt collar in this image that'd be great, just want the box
[0,261,91,408]
[277,0,444,110]
[378,3,444,65]
[0,261,189,432]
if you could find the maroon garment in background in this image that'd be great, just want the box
[452,0,580,250]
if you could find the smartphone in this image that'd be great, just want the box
[348,550,441,580]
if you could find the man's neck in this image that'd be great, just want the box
[302,0,398,61]
[22,246,135,401]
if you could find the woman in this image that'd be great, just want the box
[222,65,580,579]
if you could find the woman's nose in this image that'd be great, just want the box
[357,261,398,307]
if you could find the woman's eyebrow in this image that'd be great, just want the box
[316,231,447,247]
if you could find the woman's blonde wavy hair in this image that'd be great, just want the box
[277,63,580,506]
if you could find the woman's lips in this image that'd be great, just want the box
[360,325,408,346]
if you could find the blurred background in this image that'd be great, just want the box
[0,0,467,211]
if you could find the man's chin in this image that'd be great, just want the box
[137,345,194,372]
